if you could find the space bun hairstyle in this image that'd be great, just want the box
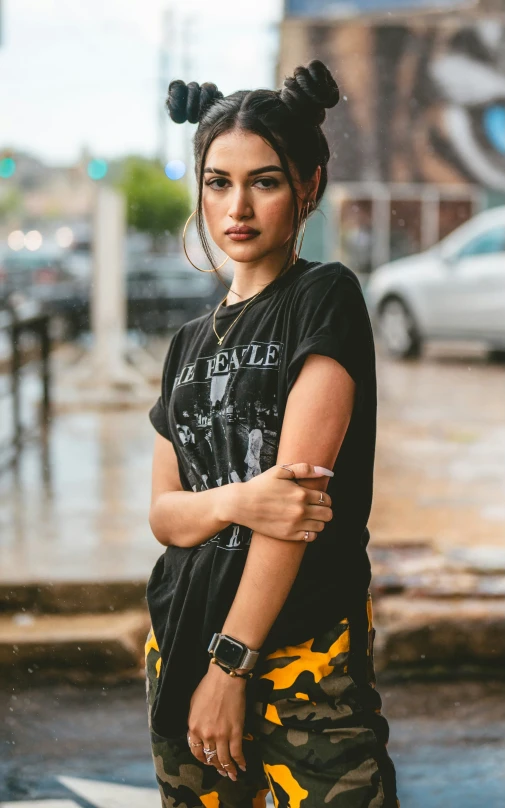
[166,60,340,276]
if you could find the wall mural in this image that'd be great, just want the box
[289,17,505,191]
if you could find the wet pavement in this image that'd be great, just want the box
[0,406,161,583]
[1,676,504,807]
[372,343,505,551]
[1,340,504,583]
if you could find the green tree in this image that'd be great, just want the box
[117,157,191,251]
[0,186,23,222]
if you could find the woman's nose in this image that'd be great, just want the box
[228,189,253,220]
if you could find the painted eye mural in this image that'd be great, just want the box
[428,22,505,190]
[483,106,505,156]
[279,16,505,191]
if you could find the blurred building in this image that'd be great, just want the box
[0,148,95,239]
[280,0,505,270]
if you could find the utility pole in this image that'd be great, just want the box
[56,184,157,409]
[181,11,197,197]
[157,6,173,165]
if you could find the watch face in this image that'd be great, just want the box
[215,636,244,667]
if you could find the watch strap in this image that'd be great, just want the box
[208,633,260,671]
[240,646,260,670]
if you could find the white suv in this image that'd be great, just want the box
[366,205,505,359]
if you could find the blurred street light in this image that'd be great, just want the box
[25,230,43,251]
[55,226,74,248]
[7,230,24,251]
[164,159,186,180]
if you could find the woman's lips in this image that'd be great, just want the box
[225,232,259,241]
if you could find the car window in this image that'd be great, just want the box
[455,226,505,259]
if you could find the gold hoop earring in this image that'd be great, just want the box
[182,209,229,273]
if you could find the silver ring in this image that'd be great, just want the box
[280,463,295,479]
[303,531,310,542]
[221,762,232,768]
[318,492,324,504]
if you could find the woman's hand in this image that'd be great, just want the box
[187,662,247,782]
[221,462,334,543]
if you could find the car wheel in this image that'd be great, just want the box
[378,297,422,359]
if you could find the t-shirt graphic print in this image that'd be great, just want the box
[171,339,284,551]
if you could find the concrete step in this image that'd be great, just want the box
[374,596,505,674]
[0,581,148,615]
[0,608,150,681]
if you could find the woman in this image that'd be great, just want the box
[145,60,400,807]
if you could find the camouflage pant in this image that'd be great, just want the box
[145,591,400,808]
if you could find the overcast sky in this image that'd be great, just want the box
[0,0,281,166]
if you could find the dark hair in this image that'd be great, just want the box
[166,60,340,279]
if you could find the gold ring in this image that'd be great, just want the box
[318,492,324,504]
[304,531,310,542]
[222,763,232,768]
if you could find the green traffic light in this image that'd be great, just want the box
[0,157,16,178]
[87,159,108,180]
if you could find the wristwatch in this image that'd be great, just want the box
[208,633,260,672]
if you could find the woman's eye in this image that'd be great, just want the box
[254,178,278,190]
[206,178,228,190]
[205,177,279,191]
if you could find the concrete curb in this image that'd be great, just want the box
[373,595,505,673]
[0,608,150,681]
[0,581,148,615]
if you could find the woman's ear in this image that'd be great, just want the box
[306,165,321,209]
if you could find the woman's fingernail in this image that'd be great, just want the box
[314,465,334,477]
[239,764,247,772]
[227,772,237,781]
[218,769,227,777]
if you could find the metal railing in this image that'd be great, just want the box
[0,302,51,472]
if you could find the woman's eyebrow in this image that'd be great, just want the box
[248,165,284,176]
[203,165,284,176]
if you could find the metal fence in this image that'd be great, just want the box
[0,303,51,472]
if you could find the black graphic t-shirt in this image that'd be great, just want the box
[147,258,376,739]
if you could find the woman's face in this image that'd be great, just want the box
[201,128,319,266]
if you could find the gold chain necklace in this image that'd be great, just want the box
[212,288,263,346]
